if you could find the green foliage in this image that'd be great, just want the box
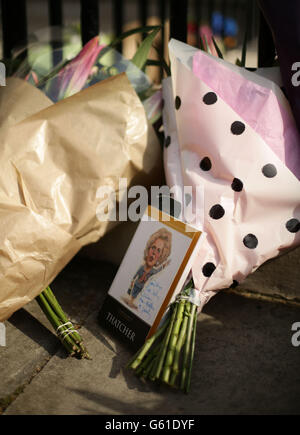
[98,25,161,62]
[131,26,161,71]
[146,59,171,77]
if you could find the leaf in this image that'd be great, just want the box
[199,34,205,51]
[146,58,171,76]
[150,45,172,77]
[110,25,161,49]
[97,25,162,68]
[146,59,161,67]
[212,36,224,59]
[37,58,70,88]
[202,35,209,54]
[131,26,161,70]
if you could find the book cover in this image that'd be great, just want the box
[98,205,203,350]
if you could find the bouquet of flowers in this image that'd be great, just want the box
[14,26,163,124]
[128,38,300,392]
[0,27,164,357]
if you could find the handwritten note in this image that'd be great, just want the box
[137,279,162,323]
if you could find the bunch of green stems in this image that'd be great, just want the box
[127,279,197,393]
[36,286,90,359]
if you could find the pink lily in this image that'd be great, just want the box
[143,89,163,124]
[47,36,105,101]
[25,70,39,85]
[199,25,218,57]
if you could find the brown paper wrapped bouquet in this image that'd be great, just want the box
[0,72,162,354]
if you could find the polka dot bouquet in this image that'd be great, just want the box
[164,39,300,312]
[128,39,300,392]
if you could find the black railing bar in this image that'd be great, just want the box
[1,0,27,60]
[207,0,214,29]
[258,9,276,68]
[139,0,148,38]
[195,0,202,48]
[80,0,100,47]
[113,0,124,53]
[158,0,166,79]
[170,0,188,43]
[48,0,63,67]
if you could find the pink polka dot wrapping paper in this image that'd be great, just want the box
[163,39,300,310]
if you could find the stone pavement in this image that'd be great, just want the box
[1,255,300,415]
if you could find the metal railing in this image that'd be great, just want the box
[0,0,275,67]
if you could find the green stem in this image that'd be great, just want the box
[37,289,91,359]
[143,354,159,379]
[43,287,83,345]
[169,302,190,387]
[137,341,162,376]
[36,292,76,356]
[150,303,178,381]
[185,305,198,394]
[161,299,186,384]
[128,317,170,370]
[180,303,196,390]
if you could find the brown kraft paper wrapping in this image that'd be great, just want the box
[0,73,163,321]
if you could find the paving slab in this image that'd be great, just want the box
[0,257,117,408]
[2,258,300,415]
[240,247,300,301]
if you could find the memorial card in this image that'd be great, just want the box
[98,205,203,350]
